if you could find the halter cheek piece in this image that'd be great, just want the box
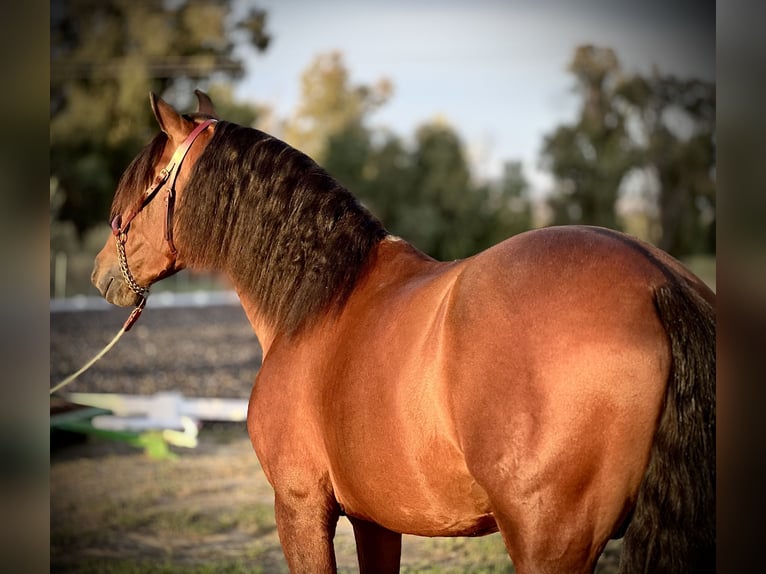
[111,118,217,301]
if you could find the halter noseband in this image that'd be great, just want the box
[111,118,217,300]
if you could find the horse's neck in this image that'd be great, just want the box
[234,235,436,356]
[235,287,279,356]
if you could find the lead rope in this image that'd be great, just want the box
[49,297,146,396]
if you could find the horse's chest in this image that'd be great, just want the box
[246,365,328,474]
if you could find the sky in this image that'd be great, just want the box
[232,0,715,192]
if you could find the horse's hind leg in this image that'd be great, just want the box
[466,460,605,573]
[490,503,603,574]
[348,516,402,574]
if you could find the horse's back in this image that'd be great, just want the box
[477,225,714,302]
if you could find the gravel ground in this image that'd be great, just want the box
[51,301,262,399]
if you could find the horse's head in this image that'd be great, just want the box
[91,91,218,306]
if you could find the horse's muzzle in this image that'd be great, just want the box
[91,263,142,307]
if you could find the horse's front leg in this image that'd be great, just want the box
[349,515,402,574]
[274,486,340,574]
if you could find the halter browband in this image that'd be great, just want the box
[111,118,217,298]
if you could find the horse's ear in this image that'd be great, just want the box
[149,92,189,143]
[194,89,219,118]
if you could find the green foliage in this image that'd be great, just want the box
[206,84,262,128]
[542,44,715,256]
[50,0,270,235]
[284,51,392,163]
[616,72,715,255]
[541,46,633,230]
[290,52,533,261]
[54,19,714,271]
[391,122,530,260]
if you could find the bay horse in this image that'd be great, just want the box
[91,91,715,573]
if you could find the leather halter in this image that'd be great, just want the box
[111,118,217,299]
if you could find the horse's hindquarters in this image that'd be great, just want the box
[440,229,674,568]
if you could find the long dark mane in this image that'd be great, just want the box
[173,121,388,334]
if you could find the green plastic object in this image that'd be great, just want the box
[50,406,176,460]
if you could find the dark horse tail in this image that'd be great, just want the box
[619,280,716,573]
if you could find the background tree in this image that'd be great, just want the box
[540,45,635,230]
[287,52,533,261]
[403,120,476,259]
[616,72,715,255]
[336,130,418,234]
[474,160,533,248]
[283,51,392,163]
[284,52,531,260]
[50,0,270,235]
[541,44,715,257]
